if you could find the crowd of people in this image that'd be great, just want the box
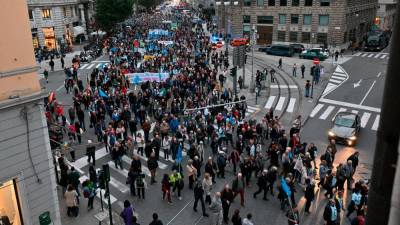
[44,6,368,225]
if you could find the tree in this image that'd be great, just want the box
[138,0,159,9]
[95,0,134,32]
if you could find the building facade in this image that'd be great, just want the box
[217,0,378,49]
[0,1,61,225]
[27,0,94,51]
[377,0,398,31]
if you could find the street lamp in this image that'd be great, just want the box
[250,24,257,93]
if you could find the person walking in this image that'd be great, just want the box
[323,199,338,225]
[305,80,311,97]
[292,63,297,77]
[67,166,81,203]
[221,184,234,223]
[242,213,254,225]
[86,140,96,166]
[82,179,96,210]
[148,152,158,184]
[231,209,242,225]
[43,68,49,83]
[278,58,282,69]
[112,143,123,169]
[304,179,315,214]
[209,192,223,225]
[301,64,305,78]
[161,174,172,204]
[60,56,65,69]
[135,173,146,199]
[186,159,197,189]
[193,180,209,217]
[346,189,363,219]
[120,200,135,225]
[49,59,55,72]
[270,68,276,83]
[202,173,213,205]
[286,208,299,225]
[149,213,163,225]
[232,173,245,207]
[64,184,79,217]
[162,135,171,160]
[253,169,269,200]
[169,170,183,200]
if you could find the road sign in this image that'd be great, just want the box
[313,58,320,65]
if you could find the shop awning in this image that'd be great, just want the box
[73,26,85,37]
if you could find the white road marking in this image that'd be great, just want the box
[166,200,194,225]
[319,98,381,113]
[275,97,286,111]
[264,96,276,109]
[329,79,343,84]
[332,72,347,78]
[132,152,168,169]
[97,189,117,205]
[360,80,377,105]
[322,83,338,96]
[56,85,64,92]
[108,161,130,176]
[361,53,368,57]
[80,64,89,69]
[367,54,374,58]
[374,54,381,58]
[380,54,386,59]
[377,72,382,77]
[269,85,298,89]
[335,66,345,74]
[87,63,95,69]
[310,104,324,118]
[360,112,371,128]
[247,105,259,111]
[331,75,346,80]
[354,52,362,56]
[371,115,380,131]
[121,155,151,177]
[332,108,347,121]
[109,177,130,194]
[96,63,103,68]
[286,98,296,113]
[73,147,108,169]
[352,110,359,114]
[319,106,335,120]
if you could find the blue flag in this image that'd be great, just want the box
[281,177,291,197]
[176,143,183,163]
[99,89,108,98]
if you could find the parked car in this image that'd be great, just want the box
[328,112,361,146]
[302,47,330,57]
[258,45,271,52]
[266,44,294,57]
[230,38,249,47]
[299,50,328,61]
[289,43,305,53]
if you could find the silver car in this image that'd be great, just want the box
[328,112,361,146]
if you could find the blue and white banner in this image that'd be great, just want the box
[125,72,170,84]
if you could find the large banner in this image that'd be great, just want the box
[125,72,169,84]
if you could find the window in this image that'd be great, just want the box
[0,180,24,225]
[28,9,34,20]
[268,0,275,6]
[292,0,300,6]
[289,32,298,42]
[63,7,67,17]
[319,15,329,26]
[243,15,251,23]
[279,14,286,24]
[302,32,311,42]
[257,0,265,6]
[317,33,328,44]
[303,14,312,25]
[42,8,51,19]
[244,0,252,6]
[320,0,330,6]
[291,14,299,24]
[257,16,274,24]
[243,25,251,36]
[280,0,287,6]
[305,0,313,6]
[277,31,286,41]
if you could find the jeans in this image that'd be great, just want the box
[114,156,122,169]
[305,88,310,97]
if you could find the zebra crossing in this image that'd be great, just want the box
[78,61,110,70]
[353,52,389,60]
[245,105,260,117]
[264,95,298,113]
[310,103,380,131]
[322,65,349,97]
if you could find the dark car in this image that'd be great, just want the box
[266,44,294,57]
[328,112,361,146]
[299,50,328,61]
[258,45,271,52]
[289,43,305,53]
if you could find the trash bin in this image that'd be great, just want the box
[39,211,52,225]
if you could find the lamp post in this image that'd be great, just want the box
[250,24,257,93]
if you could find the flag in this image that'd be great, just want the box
[48,91,55,103]
[99,89,108,98]
[176,143,183,163]
[281,177,291,197]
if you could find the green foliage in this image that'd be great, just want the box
[95,0,134,32]
[138,0,159,9]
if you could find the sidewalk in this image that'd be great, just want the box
[57,187,124,225]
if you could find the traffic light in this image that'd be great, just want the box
[230,67,237,77]
[102,164,110,182]
[98,170,105,189]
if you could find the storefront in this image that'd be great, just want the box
[31,28,39,49]
[42,27,56,49]
[0,179,24,225]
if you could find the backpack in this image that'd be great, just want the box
[83,186,90,198]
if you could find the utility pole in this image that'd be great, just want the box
[366,3,400,225]
[102,164,113,225]
[250,24,256,93]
